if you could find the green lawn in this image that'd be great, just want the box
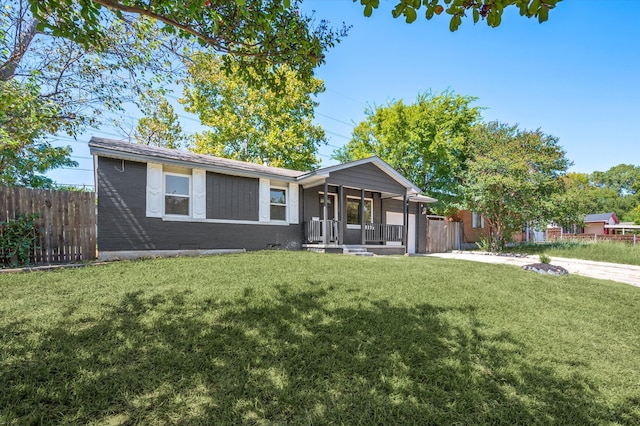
[1,251,639,425]
[506,240,640,266]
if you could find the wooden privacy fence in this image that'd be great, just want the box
[0,186,96,264]
[427,216,463,253]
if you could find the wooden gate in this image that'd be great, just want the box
[1,186,96,264]
[426,216,462,253]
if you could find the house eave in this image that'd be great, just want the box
[89,138,302,182]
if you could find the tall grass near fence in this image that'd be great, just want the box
[510,240,640,266]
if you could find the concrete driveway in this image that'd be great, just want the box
[426,251,640,288]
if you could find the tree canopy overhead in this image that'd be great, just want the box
[28,0,348,87]
[357,0,562,31]
[333,90,482,212]
[0,79,77,188]
[1,0,190,187]
[182,53,326,171]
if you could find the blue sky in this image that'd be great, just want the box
[50,0,640,188]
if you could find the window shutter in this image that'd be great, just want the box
[288,182,299,224]
[146,163,163,217]
[259,178,270,222]
[192,169,206,219]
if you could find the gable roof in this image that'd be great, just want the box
[298,156,423,195]
[88,137,305,180]
[585,212,618,223]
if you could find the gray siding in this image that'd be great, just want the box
[207,172,258,221]
[327,162,406,195]
[414,202,427,254]
[381,198,428,253]
[96,157,302,252]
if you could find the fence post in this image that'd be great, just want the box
[634,234,637,245]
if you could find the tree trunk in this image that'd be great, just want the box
[0,19,39,81]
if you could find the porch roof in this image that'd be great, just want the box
[297,156,423,195]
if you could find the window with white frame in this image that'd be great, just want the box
[270,187,287,221]
[472,211,484,229]
[165,173,190,216]
[346,196,373,226]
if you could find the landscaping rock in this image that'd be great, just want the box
[522,263,569,275]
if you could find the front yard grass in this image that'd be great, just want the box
[508,240,640,266]
[1,251,639,424]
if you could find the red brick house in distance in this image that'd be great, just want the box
[448,210,526,247]
[583,212,619,235]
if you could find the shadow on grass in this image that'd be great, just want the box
[1,284,635,424]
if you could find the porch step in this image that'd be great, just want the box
[343,246,375,256]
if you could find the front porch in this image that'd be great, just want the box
[297,158,436,255]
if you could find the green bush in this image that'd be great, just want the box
[539,253,551,264]
[0,213,39,267]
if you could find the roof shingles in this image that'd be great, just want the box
[89,137,305,179]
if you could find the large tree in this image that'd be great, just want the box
[0,79,77,188]
[590,164,640,221]
[460,121,571,251]
[182,53,326,170]
[134,91,189,149]
[1,0,186,134]
[1,0,190,186]
[333,90,482,212]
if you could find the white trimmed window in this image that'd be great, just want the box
[346,196,373,227]
[472,211,484,229]
[270,187,287,221]
[164,173,191,216]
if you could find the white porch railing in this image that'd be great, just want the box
[305,220,340,243]
[365,223,403,243]
[305,220,404,244]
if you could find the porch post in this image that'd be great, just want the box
[338,185,344,245]
[403,194,408,254]
[360,188,366,245]
[323,182,329,244]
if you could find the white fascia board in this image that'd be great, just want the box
[296,174,330,188]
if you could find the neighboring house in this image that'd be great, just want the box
[89,137,437,260]
[584,212,619,235]
[449,210,489,247]
[449,209,527,247]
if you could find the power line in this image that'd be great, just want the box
[60,167,94,172]
[325,88,366,108]
[325,130,351,140]
[316,112,353,127]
